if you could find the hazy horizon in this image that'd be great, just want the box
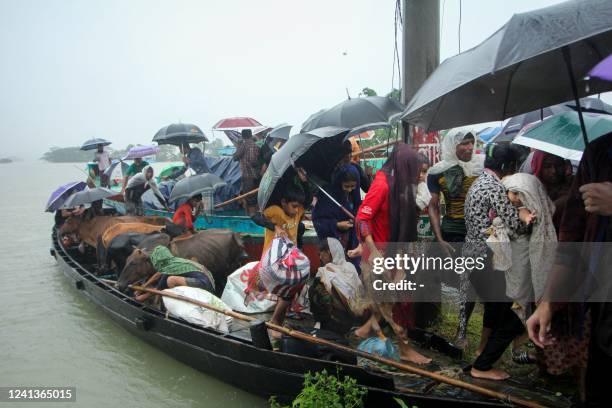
[1,0,610,160]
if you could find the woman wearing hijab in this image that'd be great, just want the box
[463,143,535,380]
[312,164,361,261]
[124,165,168,215]
[353,143,432,365]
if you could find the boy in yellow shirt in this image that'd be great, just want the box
[252,187,306,338]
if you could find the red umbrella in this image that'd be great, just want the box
[213,117,263,129]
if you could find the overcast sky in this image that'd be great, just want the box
[1,0,609,159]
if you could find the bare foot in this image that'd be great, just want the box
[399,343,432,365]
[354,316,377,339]
[470,368,510,380]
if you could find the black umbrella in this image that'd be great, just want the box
[260,124,292,165]
[401,0,612,147]
[257,126,351,210]
[301,96,405,136]
[169,173,226,203]
[60,187,116,208]
[81,138,111,151]
[153,123,209,146]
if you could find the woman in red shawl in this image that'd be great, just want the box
[353,144,432,365]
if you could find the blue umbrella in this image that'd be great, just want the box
[81,138,111,151]
[45,181,87,212]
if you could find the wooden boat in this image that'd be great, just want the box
[51,228,568,407]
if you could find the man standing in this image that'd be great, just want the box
[233,129,261,215]
[427,128,482,348]
[94,144,111,187]
[181,143,210,175]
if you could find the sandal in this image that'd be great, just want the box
[512,350,536,365]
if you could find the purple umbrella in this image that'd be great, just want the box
[122,145,160,160]
[45,181,87,212]
[589,54,612,82]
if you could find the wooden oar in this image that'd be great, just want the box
[214,140,401,209]
[129,284,546,408]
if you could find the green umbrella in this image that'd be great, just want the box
[513,111,612,161]
[158,162,185,179]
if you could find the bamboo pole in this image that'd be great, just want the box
[130,284,546,408]
[213,140,401,209]
[214,188,259,209]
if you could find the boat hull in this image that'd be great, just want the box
[51,230,503,407]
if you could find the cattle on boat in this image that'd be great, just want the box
[118,229,248,295]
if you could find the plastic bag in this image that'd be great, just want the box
[357,337,399,361]
[221,262,277,313]
[162,286,233,333]
[485,217,512,271]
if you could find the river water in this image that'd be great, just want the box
[0,162,265,408]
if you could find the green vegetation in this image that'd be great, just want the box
[269,370,367,408]
[40,144,182,163]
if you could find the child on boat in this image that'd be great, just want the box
[173,193,202,232]
[248,186,309,338]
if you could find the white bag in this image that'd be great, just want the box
[485,217,512,271]
[162,286,233,333]
[221,262,277,313]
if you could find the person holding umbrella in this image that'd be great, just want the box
[94,144,111,187]
[181,143,210,175]
[124,165,168,215]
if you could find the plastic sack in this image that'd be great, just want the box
[357,337,399,361]
[162,286,233,333]
[221,262,277,313]
[246,237,310,303]
[485,217,512,271]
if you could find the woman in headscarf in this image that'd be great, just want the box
[134,245,215,302]
[353,143,432,365]
[312,164,361,262]
[502,173,558,317]
[124,165,169,216]
[463,143,535,380]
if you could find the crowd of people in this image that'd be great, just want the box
[58,124,611,406]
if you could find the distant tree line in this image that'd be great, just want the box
[40,144,183,163]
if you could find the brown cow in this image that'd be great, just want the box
[118,229,248,295]
[60,215,168,248]
[100,223,165,248]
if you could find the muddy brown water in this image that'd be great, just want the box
[0,162,265,407]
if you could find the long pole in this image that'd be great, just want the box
[402,0,440,143]
[129,284,546,408]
